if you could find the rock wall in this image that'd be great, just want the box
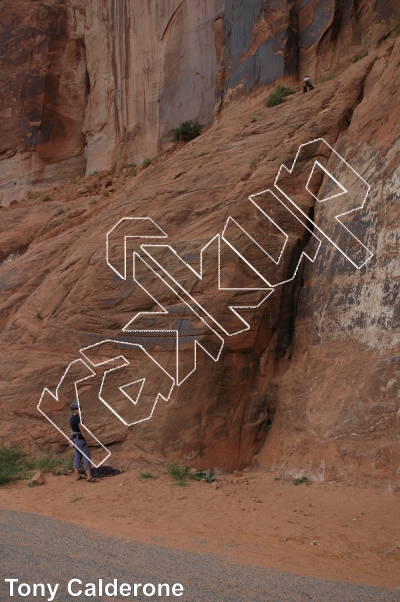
[0,0,224,205]
[215,0,399,110]
[216,0,299,109]
[1,31,399,485]
[81,0,225,174]
[298,0,399,80]
[0,0,399,486]
[2,0,398,206]
[259,36,400,487]
[0,1,88,206]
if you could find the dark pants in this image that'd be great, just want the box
[73,438,91,471]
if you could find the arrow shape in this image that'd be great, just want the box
[37,359,111,467]
[141,235,273,336]
[275,138,373,269]
[106,217,168,279]
[80,340,175,426]
[123,253,224,385]
[222,190,321,287]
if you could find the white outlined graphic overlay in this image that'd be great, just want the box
[80,340,175,426]
[39,138,374,464]
[275,138,373,269]
[37,359,111,468]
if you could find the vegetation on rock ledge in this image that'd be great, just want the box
[265,84,295,107]
[171,120,203,142]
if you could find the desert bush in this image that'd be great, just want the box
[351,50,368,63]
[265,84,295,108]
[274,474,312,486]
[171,120,203,142]
[139,472,155,479]
[293,476,312,486]
[320,73,336,83]
[142,157,152,168]
[26,453,73,473]
[0,446,74,486]
[166,464,191,487]
[0,446,27,485]
[192,469,216,483]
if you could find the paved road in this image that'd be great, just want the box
[0,509,399,602]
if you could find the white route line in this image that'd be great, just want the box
[222,216,288,267]
[123,253,225,385]
[39,138,374,464]
[274,137,373,269]
[106,217,168,280]
[120,378,145,405]
[37,359,111,468]
[79,340,175,426]
[141,234,273,336]
[306,161,347,203]
[222,189,322,288]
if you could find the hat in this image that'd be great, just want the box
[70,402,79,411]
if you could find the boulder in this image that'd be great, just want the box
[32,472,45,485]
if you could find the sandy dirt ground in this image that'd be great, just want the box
[0,468,399,591]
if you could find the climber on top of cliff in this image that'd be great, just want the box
[303,74,314,93]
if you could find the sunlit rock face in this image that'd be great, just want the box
[0,0,399,488]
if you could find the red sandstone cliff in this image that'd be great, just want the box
[0,0,224,205]
[2,0,397,207]
[0,1,399,488]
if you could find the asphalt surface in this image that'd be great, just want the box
[0,509,399,602]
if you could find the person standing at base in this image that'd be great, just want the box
[70,402,98,483]
[303,74,314,93]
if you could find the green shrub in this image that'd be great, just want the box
[139,472,155,479]
[293,476,312,486]
[0,447,73,486]
[25,452,73,474]
[166,464,191,486]
[192,469,216,483]
[250,116,258,123]
[171,120,203,142]
[263,422,272,434]
[351,50,368,63]
[265,84,295,108]
[274,473,312,485]
[129,168,137,177]
[70,494,83,503]
[0,446,26,485]
[42,194,51,202]
[88,198,96,206]
[101,189,110,198]
[142,157,152,168]
[320,73,336,83]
